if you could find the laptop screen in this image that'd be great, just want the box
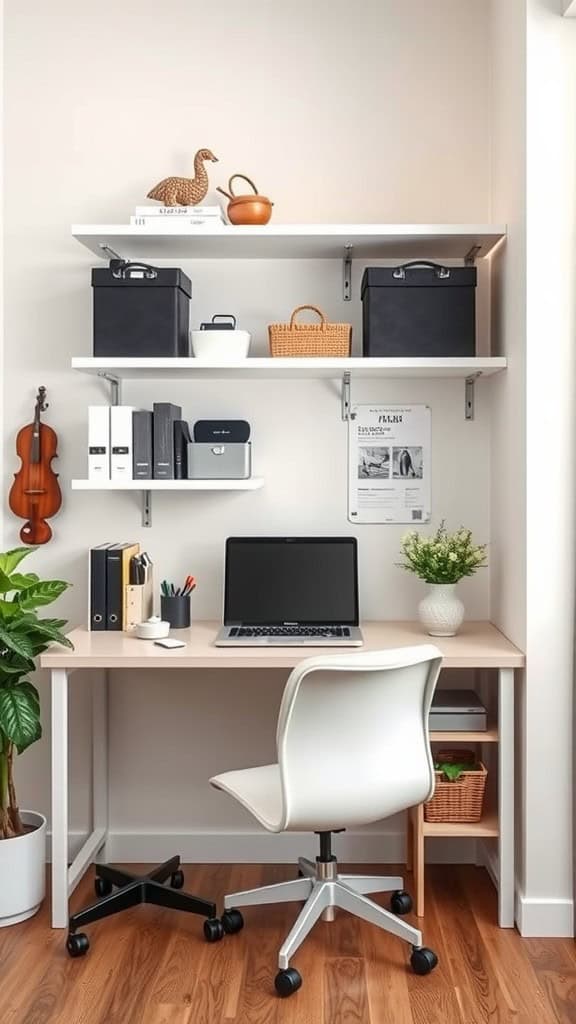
[224,537,359,625]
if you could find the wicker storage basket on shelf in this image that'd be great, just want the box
[268,305,352,358]
[424,749,487,823]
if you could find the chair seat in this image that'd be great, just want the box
[210,764,283,832]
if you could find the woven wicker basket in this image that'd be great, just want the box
[268,305,351,358]
[424,749,487,823]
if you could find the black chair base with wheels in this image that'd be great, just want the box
[66,855,216,958]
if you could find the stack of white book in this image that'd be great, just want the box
[130,204,227,228]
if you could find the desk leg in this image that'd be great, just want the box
[51,668,69,929]
[498,667,515,927]
[93,671,109,863]
[414,805,425,917]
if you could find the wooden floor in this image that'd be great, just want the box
[2,863,575,1024]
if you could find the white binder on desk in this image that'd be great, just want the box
[110,406,135,482]
[88,406,110,481]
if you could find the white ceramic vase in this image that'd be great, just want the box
[418,583,464,637]
[0,810,46,927]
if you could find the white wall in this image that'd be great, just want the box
[2,0,494,856]
[520,0,575,936]
[490,0,575,936]
[488,0,528,902]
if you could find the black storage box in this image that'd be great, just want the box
[92,261,192,357]
[361,261,477,357]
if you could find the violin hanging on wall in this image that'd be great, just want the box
[9,386,62,545]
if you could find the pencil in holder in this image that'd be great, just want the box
[160,594,191,629]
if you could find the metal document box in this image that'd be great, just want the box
[186,442,252,480]
[429,689,487,731]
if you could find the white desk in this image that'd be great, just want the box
[41,620,524,930]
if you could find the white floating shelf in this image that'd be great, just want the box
[72,356,507,381]
[72,223,506,261]
[71,478,264,491]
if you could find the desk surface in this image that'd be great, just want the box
[40,621,524,670]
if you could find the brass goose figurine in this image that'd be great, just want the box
[147,148,218,206]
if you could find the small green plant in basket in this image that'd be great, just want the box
[398,521,487,637]
[434,758,480,782]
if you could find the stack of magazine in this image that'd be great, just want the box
[130,204,227,228]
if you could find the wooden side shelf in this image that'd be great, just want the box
[408,724,500,917]
[429,722,498,744]
[421,807,498,838]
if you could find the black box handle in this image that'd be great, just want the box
[110,260,158,280]
[200,314,237,331]
[392,260,450,281]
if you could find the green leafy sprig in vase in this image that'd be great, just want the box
[399,522,487,636]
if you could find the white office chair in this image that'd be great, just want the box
[206,645,443,997]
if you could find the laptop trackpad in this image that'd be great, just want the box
[266,637,305,645]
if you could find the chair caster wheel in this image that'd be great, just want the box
[221,909,244,934]
[66,932,90,958]
[390,890,413,915]
[410,946,438,975]
[275,967,302,997]
[170,869,185,889]
[204,918,224,943]
[94,876,113,898]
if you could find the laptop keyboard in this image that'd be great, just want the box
[230,626,351,638]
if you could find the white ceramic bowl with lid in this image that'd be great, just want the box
[191,315,251,361]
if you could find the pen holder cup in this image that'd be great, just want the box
[160,595,191,629]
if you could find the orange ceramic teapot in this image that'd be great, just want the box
[217,174,273,225]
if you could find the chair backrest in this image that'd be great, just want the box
[275,645,442,832]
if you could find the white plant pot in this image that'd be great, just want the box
[418,583,464,637]
[0,810,46,927]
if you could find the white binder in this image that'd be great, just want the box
[88,406,110,481]
[110,406,135,482]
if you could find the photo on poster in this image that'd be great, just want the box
[358,446,390,479]
[392,446,423,479]
[348,405,431,524]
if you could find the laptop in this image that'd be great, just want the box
[214,537,363,647]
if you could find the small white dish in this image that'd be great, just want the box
[135,616,170,640]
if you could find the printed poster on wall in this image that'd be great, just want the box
[348,404,431,524]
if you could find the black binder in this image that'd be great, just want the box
[106,543,126,630]
[90,543,111,631]
[153,403,182,479]
[174,420,192,479]
[133,410,153,480]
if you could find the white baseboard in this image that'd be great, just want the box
[47,828,481,866]
[515,890,574,937]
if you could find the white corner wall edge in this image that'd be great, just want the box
[562,1,576,17]
[46,830,482,868]
[515,887,574,937]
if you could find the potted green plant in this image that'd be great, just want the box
[0,547,72,926]
[399,522,487,636]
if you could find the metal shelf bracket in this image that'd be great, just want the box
[98,242,123,262]
[343,244,353,301]
[142,490,152,528]
[342,371,354,421]
[464,244,482,266]
[465,372,482,420]
[97,371,121,406]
